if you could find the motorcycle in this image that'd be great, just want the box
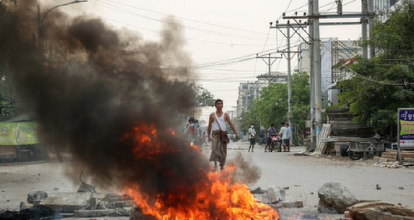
[269,135,280,152]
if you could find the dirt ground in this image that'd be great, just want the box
[1,142,414,218]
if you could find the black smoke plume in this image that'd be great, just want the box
[1,1,212,206]
[1,1,264,215]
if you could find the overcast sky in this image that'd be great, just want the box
[48,0,363,122]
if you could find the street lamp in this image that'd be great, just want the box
[38,0,88,60]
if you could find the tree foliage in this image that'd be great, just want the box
[195,85,215,107]
[241,72,310,140]
[336,0,414,139]
[0,3,22,117]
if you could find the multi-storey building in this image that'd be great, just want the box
[236,72,287,119]
[297,38,362,106]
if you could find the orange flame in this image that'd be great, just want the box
[123,123,279,220]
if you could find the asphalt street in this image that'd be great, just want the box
[1,141,413,219]
[202,141,414,209]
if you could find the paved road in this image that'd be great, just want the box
[203,141,414,209]
[1,141,413,218]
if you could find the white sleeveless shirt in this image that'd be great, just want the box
[211,112,226,131]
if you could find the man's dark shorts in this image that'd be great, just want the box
[249,138,255,145]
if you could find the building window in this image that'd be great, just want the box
[242,85,248,90]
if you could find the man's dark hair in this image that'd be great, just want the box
[271,123,274,127]
[215,99,223,105]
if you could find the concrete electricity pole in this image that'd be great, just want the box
[280,0,375,148]
[309,0,316,150]
[256,53,283,85]
[269,22,302,146]
[313,0,323,143]
[368,0,375,58]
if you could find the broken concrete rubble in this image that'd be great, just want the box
[77,182,97,193]
[27,191,48,205]
[261,186,286,204]
[318,182,359,213]
[347,201,414,220]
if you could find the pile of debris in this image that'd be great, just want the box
[2,182,414,220]
[0,183,138,220]
[318,182,414,220]
[249,186,304,209]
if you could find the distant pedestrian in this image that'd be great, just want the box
[279,122,289,152]
[264,124,277,152]
[208,99,239,171]
[260,130,265,147]
[248,124,256,152]
[285,123,291,152]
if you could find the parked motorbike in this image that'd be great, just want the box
[269,135,280,152]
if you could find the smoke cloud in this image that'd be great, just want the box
[0,1,260,211]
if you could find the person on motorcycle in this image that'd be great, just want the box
[264,124,277,152]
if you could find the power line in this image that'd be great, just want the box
[95,0,276,41]
[67,4,272,47]
[98,0,273,36]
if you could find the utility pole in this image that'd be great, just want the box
[269,22,302,146]
[256,53,283,85]
[361,0,368,58]
[309,0,316,151]
[280,0,375,148]
[313,0,322,143]
[368,0,375,58]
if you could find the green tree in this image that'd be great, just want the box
[336,0,414,140]
[195,85,215,107]
[0,3,23,117]
[242,72,310,143]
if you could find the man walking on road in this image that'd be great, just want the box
[248,124,256,152]
[280,122,289,152]
[285,123,291,152]
[208,99,239,171]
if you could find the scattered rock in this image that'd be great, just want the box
[250,187,265,194]
[27,191,48,205]
[374,157,388,163]
[19,202,32,210]
[376,184,381,190]
[399,187,404,190]
[74,209,113,217]
[77,182,97,193]
[0,206,54,220]
[318,182,359,214]
[348,201,414,220]
[107,200,134,209]
[261,186,286,204]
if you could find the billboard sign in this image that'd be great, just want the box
[398,108,414,149]
[0,122,38,145]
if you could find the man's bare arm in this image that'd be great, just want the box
[207,113,214,141]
